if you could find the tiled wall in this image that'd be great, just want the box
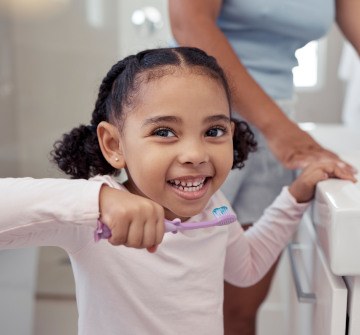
[6,0,120,178]
[1,0,171,179]
[0,16,18,177]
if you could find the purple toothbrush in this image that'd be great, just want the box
[95,205,236,241]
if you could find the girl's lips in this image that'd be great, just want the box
[167,177,211,200]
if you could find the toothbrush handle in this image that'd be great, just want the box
[164,219,181,233]
[95,215,235,241]
[94,220,112,241]
[95,219,180,241]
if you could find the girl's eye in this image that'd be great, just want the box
[206,127,226,137]
[153,128,176,137]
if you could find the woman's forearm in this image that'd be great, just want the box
[169,0,292,136]
[336,0,360,55]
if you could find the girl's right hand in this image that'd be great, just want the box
[289,160,357,203]
[98,186,165,252]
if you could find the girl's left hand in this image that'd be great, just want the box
[289,160,357,203]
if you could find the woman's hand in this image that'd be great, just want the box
[266,121,356,173]
[99,186,165,252]
[289,161,357,203]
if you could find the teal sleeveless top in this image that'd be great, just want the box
[217,0,335,99]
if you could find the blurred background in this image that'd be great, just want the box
[0,0,358,334]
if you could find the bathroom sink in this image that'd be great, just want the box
[305,124,360,275]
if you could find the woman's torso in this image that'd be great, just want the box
[217,0,335,99]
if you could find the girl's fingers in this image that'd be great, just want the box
[332,165,357,182]
[108,221,130,246]
[141,203,165,249]
[144,210,165,252]
[290,159,357,203]
[289,150,357,177]
[125,217,145,248]
[155,209,165,246]
[316,161,357,182]
[145,219,163,254]
[142,220,157,249]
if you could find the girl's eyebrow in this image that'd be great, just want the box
[142,116,181,127]
[205,114,231,123]
[141,114,231,127]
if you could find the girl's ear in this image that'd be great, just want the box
[97,121,125,169]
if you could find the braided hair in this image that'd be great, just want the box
[51,47,256,179]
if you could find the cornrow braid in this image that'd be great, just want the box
[91,55,137,126]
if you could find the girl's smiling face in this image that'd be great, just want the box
[118,72,234,221]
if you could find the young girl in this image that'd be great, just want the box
[0,47,356,335]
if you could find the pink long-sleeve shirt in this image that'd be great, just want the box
[0,176,309,335]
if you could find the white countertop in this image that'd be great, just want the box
[304,123,360,275]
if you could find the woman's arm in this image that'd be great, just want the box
[169,0,286,133]
[336,0,360,55]
[169,0,354,171]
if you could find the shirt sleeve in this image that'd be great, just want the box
[0,177,105,253]
[224,186,309,287]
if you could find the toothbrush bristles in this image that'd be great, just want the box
[212,206,237,226]
[212,205,230,218]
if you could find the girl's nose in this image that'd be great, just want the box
[177,141,209,166]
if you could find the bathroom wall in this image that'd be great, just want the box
[0,0,171,179]
[2,0,119,178]
[0,15,18,177]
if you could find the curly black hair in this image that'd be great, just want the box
[51,47,257,179]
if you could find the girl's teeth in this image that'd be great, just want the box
[170,178,206,192]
